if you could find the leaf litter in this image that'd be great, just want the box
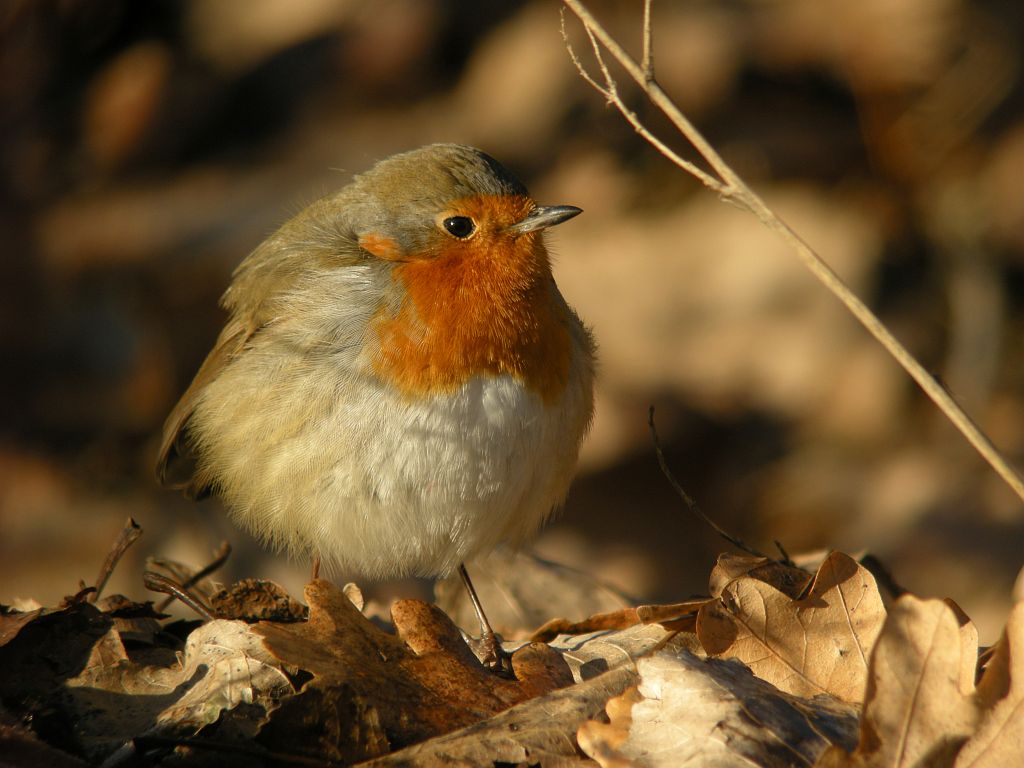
[1,519,1021,767]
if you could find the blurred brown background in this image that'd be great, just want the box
[3,0,1024,641]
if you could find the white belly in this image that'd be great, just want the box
[203,370,591,579]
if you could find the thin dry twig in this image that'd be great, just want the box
[641,0,654,82]
[559,12,724,193]
[774,540,795,568]
[90,517,143,603]
[562,0,1024,506]
[155,541,232,612]
[144,571,217,621]
[648,406,767,559]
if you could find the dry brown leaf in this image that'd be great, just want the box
[530,606,641,643]
[152,620,294,729]
[361,665,638,767]
[944,597,982,696]
[0,602,292,762]
[636,598,714,634]
[208,577,308,621]
[575,685,642,768]
[709,552,814,599]
[954,601,1024,767]
[698,551,885,703]
[391,598,574,700]
[63,619,293,759]
[4,576,592,765]
[254,579,572,763]
[578,650,859,767]
[858,597,979,765]
[817,596,988,768]
[551,620,703,683]
[530,598,712,643]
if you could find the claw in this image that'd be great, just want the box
[458,563,515,677]
[464,629,515,678]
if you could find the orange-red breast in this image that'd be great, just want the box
[157,143,595,666]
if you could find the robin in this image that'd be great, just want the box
[156,143,596,670]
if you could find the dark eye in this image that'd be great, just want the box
[442,216,476,239]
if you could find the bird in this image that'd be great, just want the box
[156,143,596,669]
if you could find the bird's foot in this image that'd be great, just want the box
[464,630,515,678]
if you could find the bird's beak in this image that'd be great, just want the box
[507,205,582,235]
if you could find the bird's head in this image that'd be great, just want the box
[347,143,580,272]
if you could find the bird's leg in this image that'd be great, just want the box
[458,563,513,677]
[310,553,321,582]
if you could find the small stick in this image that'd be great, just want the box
[560,12,724,193]
[641,0,654,82]
[144,571,217,621]
[648,406,766,559]
[774,540,796,568]
[155,541,231,612]
[90,517,143,603]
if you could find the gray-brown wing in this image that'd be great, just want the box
[155,319,251,499]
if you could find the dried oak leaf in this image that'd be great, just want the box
[152,620,294,729]
[819,598,1023,768]
[709,552,814,599]
[697,550,885,703]
[635,598,714,634]
[527,550,811,646]
[816,596,980,767]
[253,579,573,764]
[360,664,639,767]
[943,597,982,696]
[550,621,704,683]
[956,601,1024,766]
[208,578,308,622]
[62,618,293,760]
[530,598,713,643]
[577,650,859,767]
[530,606,643,643]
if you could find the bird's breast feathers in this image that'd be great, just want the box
[194,358,593,578]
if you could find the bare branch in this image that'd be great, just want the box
[642,0,654,82]
[91,517,143,603]
[559,11,612,100]
[559,10,727,194]
[563,0,739,187]
[561,0,1024,505]
[144,571,217,621]
[155,541,232,612]
[649,407,767,560]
